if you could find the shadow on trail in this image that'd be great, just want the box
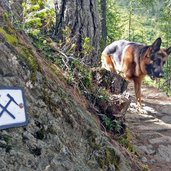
[126,84,171,171]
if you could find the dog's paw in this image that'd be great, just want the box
[129,103,147,114]
[137,107,148,114]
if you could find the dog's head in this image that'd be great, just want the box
[143,38,171,80]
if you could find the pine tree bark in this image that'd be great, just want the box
[100,0,107,47]
[53,0,101,66]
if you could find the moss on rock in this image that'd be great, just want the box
[0,26,38,82]
[97,147,120,170]
[18,46,38,82]
[0,27,18,45]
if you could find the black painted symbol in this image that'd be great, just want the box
[0,94,22,119]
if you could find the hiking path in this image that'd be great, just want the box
[126,83,171,171]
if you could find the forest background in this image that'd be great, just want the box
[12,0,171,95]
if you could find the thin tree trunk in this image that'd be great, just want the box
[53,0,66,39]
[128,10,132,41]
[128,1,133,41]
[100,0,107,47]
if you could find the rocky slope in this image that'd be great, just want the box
[0,3,145,171]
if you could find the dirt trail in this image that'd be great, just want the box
[126,83,171,171]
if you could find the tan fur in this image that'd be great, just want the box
[101,53,115,72]
[121,46,135,80]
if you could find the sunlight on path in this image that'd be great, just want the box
[126,84,171,171]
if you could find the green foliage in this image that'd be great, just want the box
[27,4,40,12]
[81,37,95,63]
[97,147,120,170]
[101,114,123,133]
[19,46,38,82]
[143,76,157,87]
[70,59,93,88]
[105,0,165,42]
[106,1,123,42]
[23,0,55,36]
[32,36,59,80]
[117,128,136,153]
[33,34,93,89]
[82,37,94,56]
[58,27,77,54]
[96,88,109,101]
[26,18,42,27]
[101,115,114,131]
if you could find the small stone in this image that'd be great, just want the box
[141,156,148,163]
[150,159,156,163]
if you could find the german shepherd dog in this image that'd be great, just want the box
[101,38,171,107]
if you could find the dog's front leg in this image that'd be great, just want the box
[133,77,142,108]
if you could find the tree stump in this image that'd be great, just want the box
[92,67,128,94]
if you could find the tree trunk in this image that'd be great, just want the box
[100,0,107,47]
[53,0,101,66]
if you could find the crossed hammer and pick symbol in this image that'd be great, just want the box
[0,94,23,119]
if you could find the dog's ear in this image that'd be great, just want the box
[166,46,171,55]
[151,37,162,52]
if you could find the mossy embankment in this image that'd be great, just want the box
[0,17,146,171]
